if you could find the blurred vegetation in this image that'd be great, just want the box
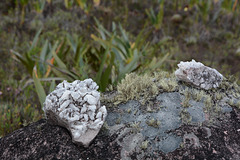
[0,0,240,137]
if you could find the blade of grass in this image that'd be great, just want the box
[118,51,140,81]
[94,18,111,38]
[75,41,89,66]
[114,37,129,58]
[11,50,28,67]
[156,0,164,29]
[40,40,49,62]
[67,34,77,53]
[96,47,109,84]
[29,28,42,51]
[149,52,170,70]
[47,62,79,80]
[25,53,35,75]
[119,23,129,42]
[100,52,115,91]
[51,68,73,81]
[22,77,65,90]
[134,26,150,49]
[51,42,67,70]
[49,80,56,93]
[33,66,46,108]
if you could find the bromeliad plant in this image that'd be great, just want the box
[91,22,143,82]
[92,18,170,78]
[91,19,151,82]
[12,20,171,109]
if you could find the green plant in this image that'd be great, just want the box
[33,66,46,108]
[92,19,169,81]
[64,0,74,9]
[11,28,42,76]
[18,0,29,25]
[20,104,42,126]
[33,0,46,13]
[146,0,165,30]
[75,0,92,13]
[11,18,172,108]
[66,34,89,79]
[92,20,144,81]
[0,103,21,136]
[0,103,42,137]
[221,0,239,12]
[13,17,171,95]
[196,0,212,23]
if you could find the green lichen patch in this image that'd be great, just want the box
[152,71,178,92]
[115,73,159,105]
[115,71,178,105]
[178,85,227,124]
[130,121,141,133]
[181,89,191,108]
[140,140,149,150]
[194,90,207,102]
[203,95,213,111]
[180,109,192,124]
[146,118,161,128]
[104,70,240,117]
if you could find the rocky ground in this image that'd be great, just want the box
[0,91,240,159]
[1,71,240,159]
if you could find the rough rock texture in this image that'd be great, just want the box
[0,104,239,159]
[0,119,121,159]
[175,59,223,90]
[43,79,107,147]
[1,73,240,159]
[105,90,240,159]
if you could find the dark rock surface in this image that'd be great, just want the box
[1,80,240,159]
[1,104,240,159]
[0,119,121,160]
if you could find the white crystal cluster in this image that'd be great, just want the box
[175,59,223,90]
[43,79,107,147]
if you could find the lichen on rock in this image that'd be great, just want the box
[175,59,223,90]
[1,68,240,159]
[116,73,159,104]
[114,72,178,105]
[43,79,107,147]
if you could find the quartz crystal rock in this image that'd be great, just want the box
[175,59,223,90]
[43,79,107,147]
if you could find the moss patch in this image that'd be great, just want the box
[115,71,178,105]
[115,73,159,105]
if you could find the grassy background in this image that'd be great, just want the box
[0,0,240,137]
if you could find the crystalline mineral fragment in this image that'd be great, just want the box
[175,59,223,90]
[43,79,107,147]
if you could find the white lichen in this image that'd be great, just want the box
[43,79,107,147]
[175,59,223,90]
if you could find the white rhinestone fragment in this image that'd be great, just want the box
[43,79,107,147]
[175,59,223,90]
